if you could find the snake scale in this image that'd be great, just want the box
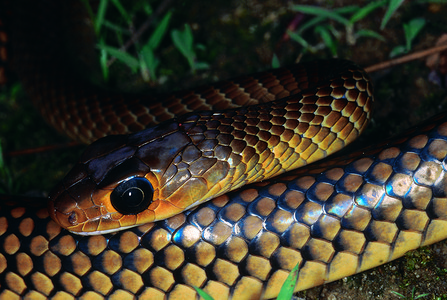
[1,1,447,299]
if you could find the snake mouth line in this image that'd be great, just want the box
[69,223,142,236]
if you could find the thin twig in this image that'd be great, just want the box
[4,141,80,157]
[365,44,447,73]
[106,0,175,67]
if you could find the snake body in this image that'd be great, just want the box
[2,114,447,299]
[1,0,447,299]
[47,58,372,235]
[4,1,374,234]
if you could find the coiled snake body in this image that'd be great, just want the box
[1,1,447,299]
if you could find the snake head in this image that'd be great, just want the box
[48,119,233,235]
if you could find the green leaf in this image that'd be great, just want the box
[292,5,351,26]
[276,263,300,300]
[355,29,386,41]
[97,44,140,72]
[389,45,407,57]
[287,30,309,48]
[171,24,195,69]
[271,53,280,68]
[183,25,194,49]
[315,25,337,56]
[95,0,109,34]
[403,18,426,50]
[101,20,130,34]
[192,286,214,300]
[147,12,172,50]
[140,45,159,80]
[381,0,405,30]
[350,0,387,24]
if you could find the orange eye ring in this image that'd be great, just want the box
[110,177,154,214]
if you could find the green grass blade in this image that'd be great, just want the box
[95,0,109,34]
[97,44,140,72]
[381,0,405,30]
[414,293,430,299]
[355,29,386,41]
[349,0,387,23]
[97,38,109,81]
[315,25,337,56]
[192,286,214,300]
[100,50,109,81]
[292,5,350,26]
[101,20,130,34]
[297,6,358,34]
[297,16,326,34]
[147,11,172,50]
[414,293,430,300]
[287,30,310,48]
[390,290,405,298]
[276,263,300,300]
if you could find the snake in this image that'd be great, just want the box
[1,1,447,299]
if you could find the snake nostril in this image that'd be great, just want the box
[68,211,78,226]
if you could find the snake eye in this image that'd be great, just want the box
[111,177,154,214]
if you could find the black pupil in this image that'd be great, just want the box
[111,177,154,214]
[124,188,144,207]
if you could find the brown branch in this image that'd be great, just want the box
[365,44,447,73]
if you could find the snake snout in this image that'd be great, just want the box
[48,189,89,230]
